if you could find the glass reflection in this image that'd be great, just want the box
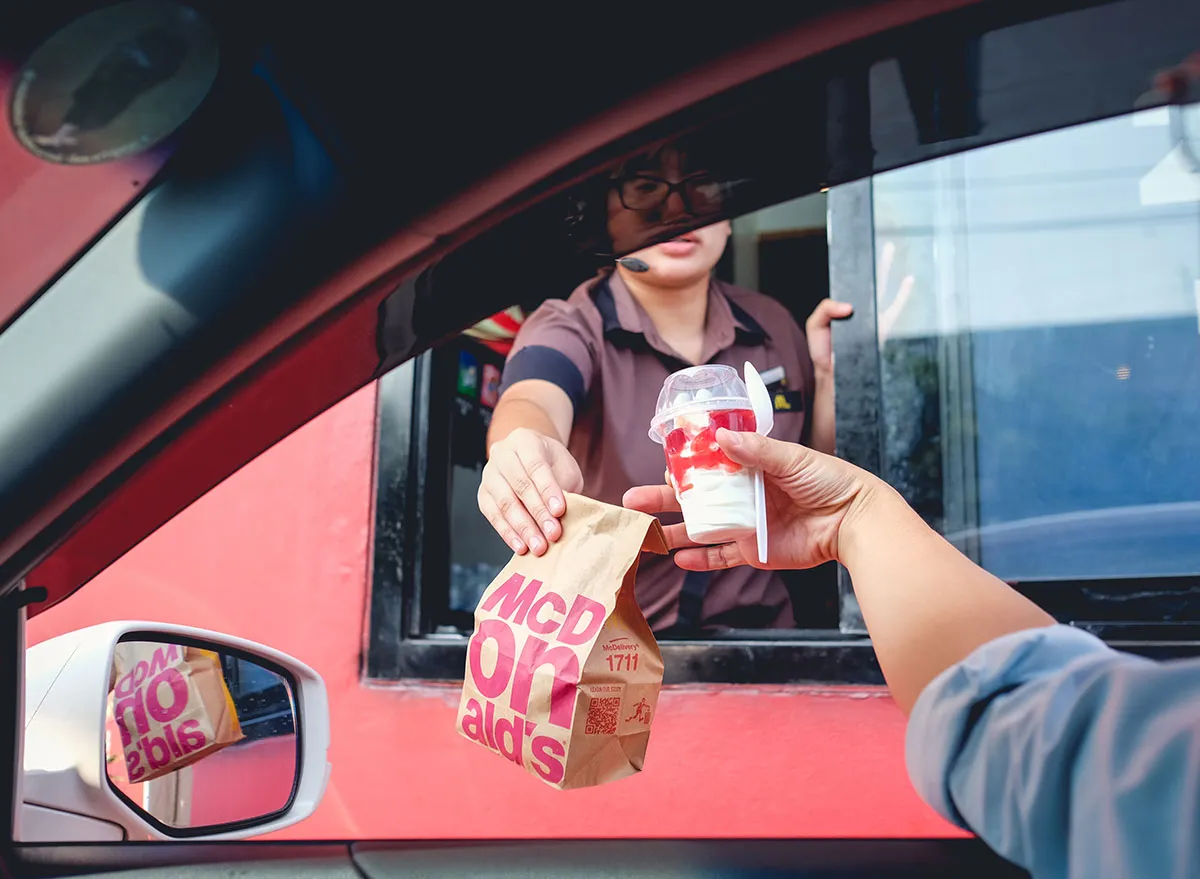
[106,640,297,832]
[873,104,1200,579]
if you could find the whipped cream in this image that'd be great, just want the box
[676,467,756,543]
[673,411,711,433]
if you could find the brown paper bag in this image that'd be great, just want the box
[111,642,245,783]
[457,493,668,789]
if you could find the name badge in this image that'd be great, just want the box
[758,365,786,386]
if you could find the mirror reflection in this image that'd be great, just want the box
[105,640,298,832]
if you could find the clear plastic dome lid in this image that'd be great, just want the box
[648,364,752,443]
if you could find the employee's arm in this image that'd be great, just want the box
[803,299,853,455]
[480,380,582,556]
[487,379,572,450]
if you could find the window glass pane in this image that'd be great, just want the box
[446,334,513,618]
[875,104,1200,581]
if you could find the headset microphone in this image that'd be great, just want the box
[617,257,651,272]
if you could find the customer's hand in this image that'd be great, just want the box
[623,430,879,571]
[479,428,583,556]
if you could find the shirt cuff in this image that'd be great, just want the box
[905,624,1112,828]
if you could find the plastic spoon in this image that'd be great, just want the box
[743,362,774,564]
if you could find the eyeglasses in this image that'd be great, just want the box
[612,172,724,214]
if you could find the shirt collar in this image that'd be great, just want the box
[592,271,767,364]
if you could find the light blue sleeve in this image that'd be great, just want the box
[906,624,1200,879]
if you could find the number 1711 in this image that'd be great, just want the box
[606,653,637,672]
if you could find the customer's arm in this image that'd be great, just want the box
[834,482,1055,714]
[624,431,1200,878]
[906,624,1200,878]
[625,430,1053,713]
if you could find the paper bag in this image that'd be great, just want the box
[457,493,668,789]
[111,642,245,783]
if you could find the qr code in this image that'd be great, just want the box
[584,696,621,735]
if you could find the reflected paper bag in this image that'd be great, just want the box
[111,643,244,783]
[457,493,668,789]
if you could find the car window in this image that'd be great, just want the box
[222,655,297,741]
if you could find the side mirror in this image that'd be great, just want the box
[22,621,330,842]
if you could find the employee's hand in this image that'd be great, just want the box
[479,428,584,556]
[805,298,854,376]
[624,430,880,571]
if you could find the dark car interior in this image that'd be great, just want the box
[5,0,1199,874]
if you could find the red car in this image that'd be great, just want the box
[7,0,1200,875]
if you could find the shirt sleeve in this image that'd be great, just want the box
[906,624,1200,879]
[498,299,597,413]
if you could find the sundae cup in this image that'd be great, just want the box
[648,365,759,543]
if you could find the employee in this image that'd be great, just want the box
[477,140,852,633]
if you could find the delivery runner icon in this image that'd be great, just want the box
[626,698,651,725]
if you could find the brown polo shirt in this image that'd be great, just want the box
[499,270,815,633]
